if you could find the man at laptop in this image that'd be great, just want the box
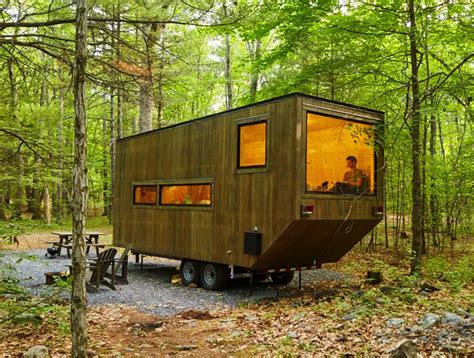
[343,156,364,188]
[335,155,365,194]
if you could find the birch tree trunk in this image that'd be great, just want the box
[224,33,233,110]
[139,80,153,132]
[222,0,233,110]
[408,0,423,275]
[71,0,89,355]
[139,23,158,133]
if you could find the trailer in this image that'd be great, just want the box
[113,93,384,290]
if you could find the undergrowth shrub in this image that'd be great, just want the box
[425,255,474,290]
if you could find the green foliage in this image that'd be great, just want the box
[425,255,474,290]
[0,254,70,334]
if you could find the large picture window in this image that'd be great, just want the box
[238,121,267,168]
[306,113,375,195]
[160,184,212,206]
[133,185,157,205]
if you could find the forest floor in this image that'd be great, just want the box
[0,226,473,356]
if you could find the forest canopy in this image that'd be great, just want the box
[0,0,472,245]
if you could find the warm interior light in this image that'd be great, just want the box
[239,122,266,167]
[160,184,211,206]
[306,113,375,194]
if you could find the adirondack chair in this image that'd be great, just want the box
[86,248,117,293]
[105,244,132,285]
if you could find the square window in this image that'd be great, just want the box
[133,185,157,205]
[238,121,267,168]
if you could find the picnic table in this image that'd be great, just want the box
[48,231,107,258]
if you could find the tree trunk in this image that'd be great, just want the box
[102,96,111,218]
[429,110,438,246]
[139,23,158,133]
[222,1,233,110]
[54,67,65,220]
[246,39,261,102]
[109,90,115,223]
[421,117,428,255]
[224,33,233,110]
[114,3,123,139]
[383,165,389,249]
[43,186,51,225]
[8,58,24,219]
[156,25,165,128]
[139,81,153,132]
[408,0,423,275]
[28,157,42,219]
[71,0,89,356]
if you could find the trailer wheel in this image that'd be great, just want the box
[270,272,294,285]
[180,260,201,286]
[252,272,270,282]
[200,263,228,291]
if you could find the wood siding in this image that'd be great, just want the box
[113,93,384,269]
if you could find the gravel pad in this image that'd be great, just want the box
[1,249,350,316]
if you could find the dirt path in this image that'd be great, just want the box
[2,229,113,251]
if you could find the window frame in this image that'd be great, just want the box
[304,111,378,196]
[237,119,268,170]
[132,184,158,205]
[159,182,213,207]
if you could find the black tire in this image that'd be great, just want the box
[180,259,201,286]
[200,262,229,291]
[270,271,294,285]
[252,272,270,282]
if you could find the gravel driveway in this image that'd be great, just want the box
[1,249,350,316]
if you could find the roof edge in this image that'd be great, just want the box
[118,92,384,142]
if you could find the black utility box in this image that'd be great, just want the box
[244,232,262,255]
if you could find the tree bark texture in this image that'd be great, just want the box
[43,186,51,225]
[102,99,110,218]
[408,0,423,275]
[246,39,261,102]
[71,0,89,356]
[109,91,115,223]
[54,67,65,220]
[224,33,233,110]
[222,1,233,110]
[139,80,153,133]
[8,58,24,218]
[139,23,158,133]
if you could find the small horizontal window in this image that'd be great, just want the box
[160,184,212,206]
[238,121,267,168]
[133,185,157,205]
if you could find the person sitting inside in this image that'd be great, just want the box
[335,155,366,194]
[343,155,364,187]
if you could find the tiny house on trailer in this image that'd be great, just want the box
[113,93,384,290]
